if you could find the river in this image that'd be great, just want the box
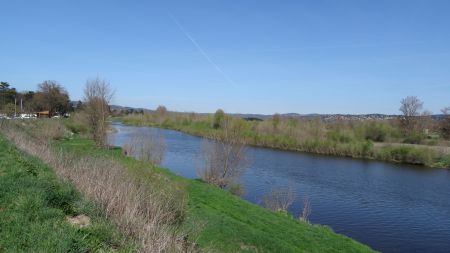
[109,122,450,253]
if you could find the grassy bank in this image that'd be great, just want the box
[2,119,375,252]
[58,136,376,252]
[0,135,134,252]
[118,114,450,168]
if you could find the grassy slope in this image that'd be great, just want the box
[0,136,134,252]
[58,137,376,253]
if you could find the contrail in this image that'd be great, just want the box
[169,14,237,88]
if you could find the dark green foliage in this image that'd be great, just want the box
[213,109,225,129]
[377,146,435,165]
[435,155,450,168]
[64,119,88,134]
[439,114,450,140]
[359,121,389,142]
[402,131,426,144]
[327,130,354,143]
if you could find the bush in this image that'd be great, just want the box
[228,183,245,196]
[64,113,89,134]
[403,131,426,144]
[377,146,436,165]
[44,179,78,214]
[327,130,354,143]
[361,122,389,142]
[435,155,450,168]
[212,109,225,129]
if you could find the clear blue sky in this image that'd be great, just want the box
[1,0,449,114]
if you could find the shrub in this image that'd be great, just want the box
[377,146,436,165]
[228,183,245,196]
[212,109,225,129]
[403,131,426,144]
[327,130,354,143]
[361,122,389,142]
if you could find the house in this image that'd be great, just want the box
[37,111,50,118]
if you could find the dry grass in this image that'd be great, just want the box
[262,184,296,212]
[299,197,312,223]
[124,131,166,165]
[1,121,192,253]
[197,119,248,189]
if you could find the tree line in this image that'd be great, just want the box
[1,78,114,148]
[0,80,74,117]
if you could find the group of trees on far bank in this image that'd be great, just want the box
[0,81,71,117]
[1,78,114,147]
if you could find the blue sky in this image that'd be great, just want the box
[1,0,449,114]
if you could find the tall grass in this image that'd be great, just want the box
[120,112,449,168]
[1,120,190,252]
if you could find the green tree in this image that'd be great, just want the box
[33,80,70,116]
[0,81,10,90]
[213,109,225,129]
[0,82,17,110]
[2,103,16,117]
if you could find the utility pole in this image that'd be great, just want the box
[20,98,23,114]
[14,97,17,118]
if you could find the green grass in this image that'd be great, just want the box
[0,135,135,253]
[57,136,376,252]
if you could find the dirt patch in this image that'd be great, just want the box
[66,214,91,228]
[240,243,259,252]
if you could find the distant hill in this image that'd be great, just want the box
[110,105,153,113]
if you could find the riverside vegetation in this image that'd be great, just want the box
[0,118,376,252]
[119,106,450,168]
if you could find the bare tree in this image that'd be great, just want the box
[262,184,296,212]
[198,117,247,189]
[399,96,423,133]
[156,105,167,116]
[83,77,114,147]
[299,196,311,223]
[124,131,166,165]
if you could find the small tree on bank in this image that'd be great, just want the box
[212,109,225,129]
[198,117,247,189]
[262,184,296,212]
[83,78,113,147]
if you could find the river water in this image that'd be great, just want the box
[109,122,450,253]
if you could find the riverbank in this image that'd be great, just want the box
[1,120,376,252]
[59,139,375,252]
[117,116,450,168]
